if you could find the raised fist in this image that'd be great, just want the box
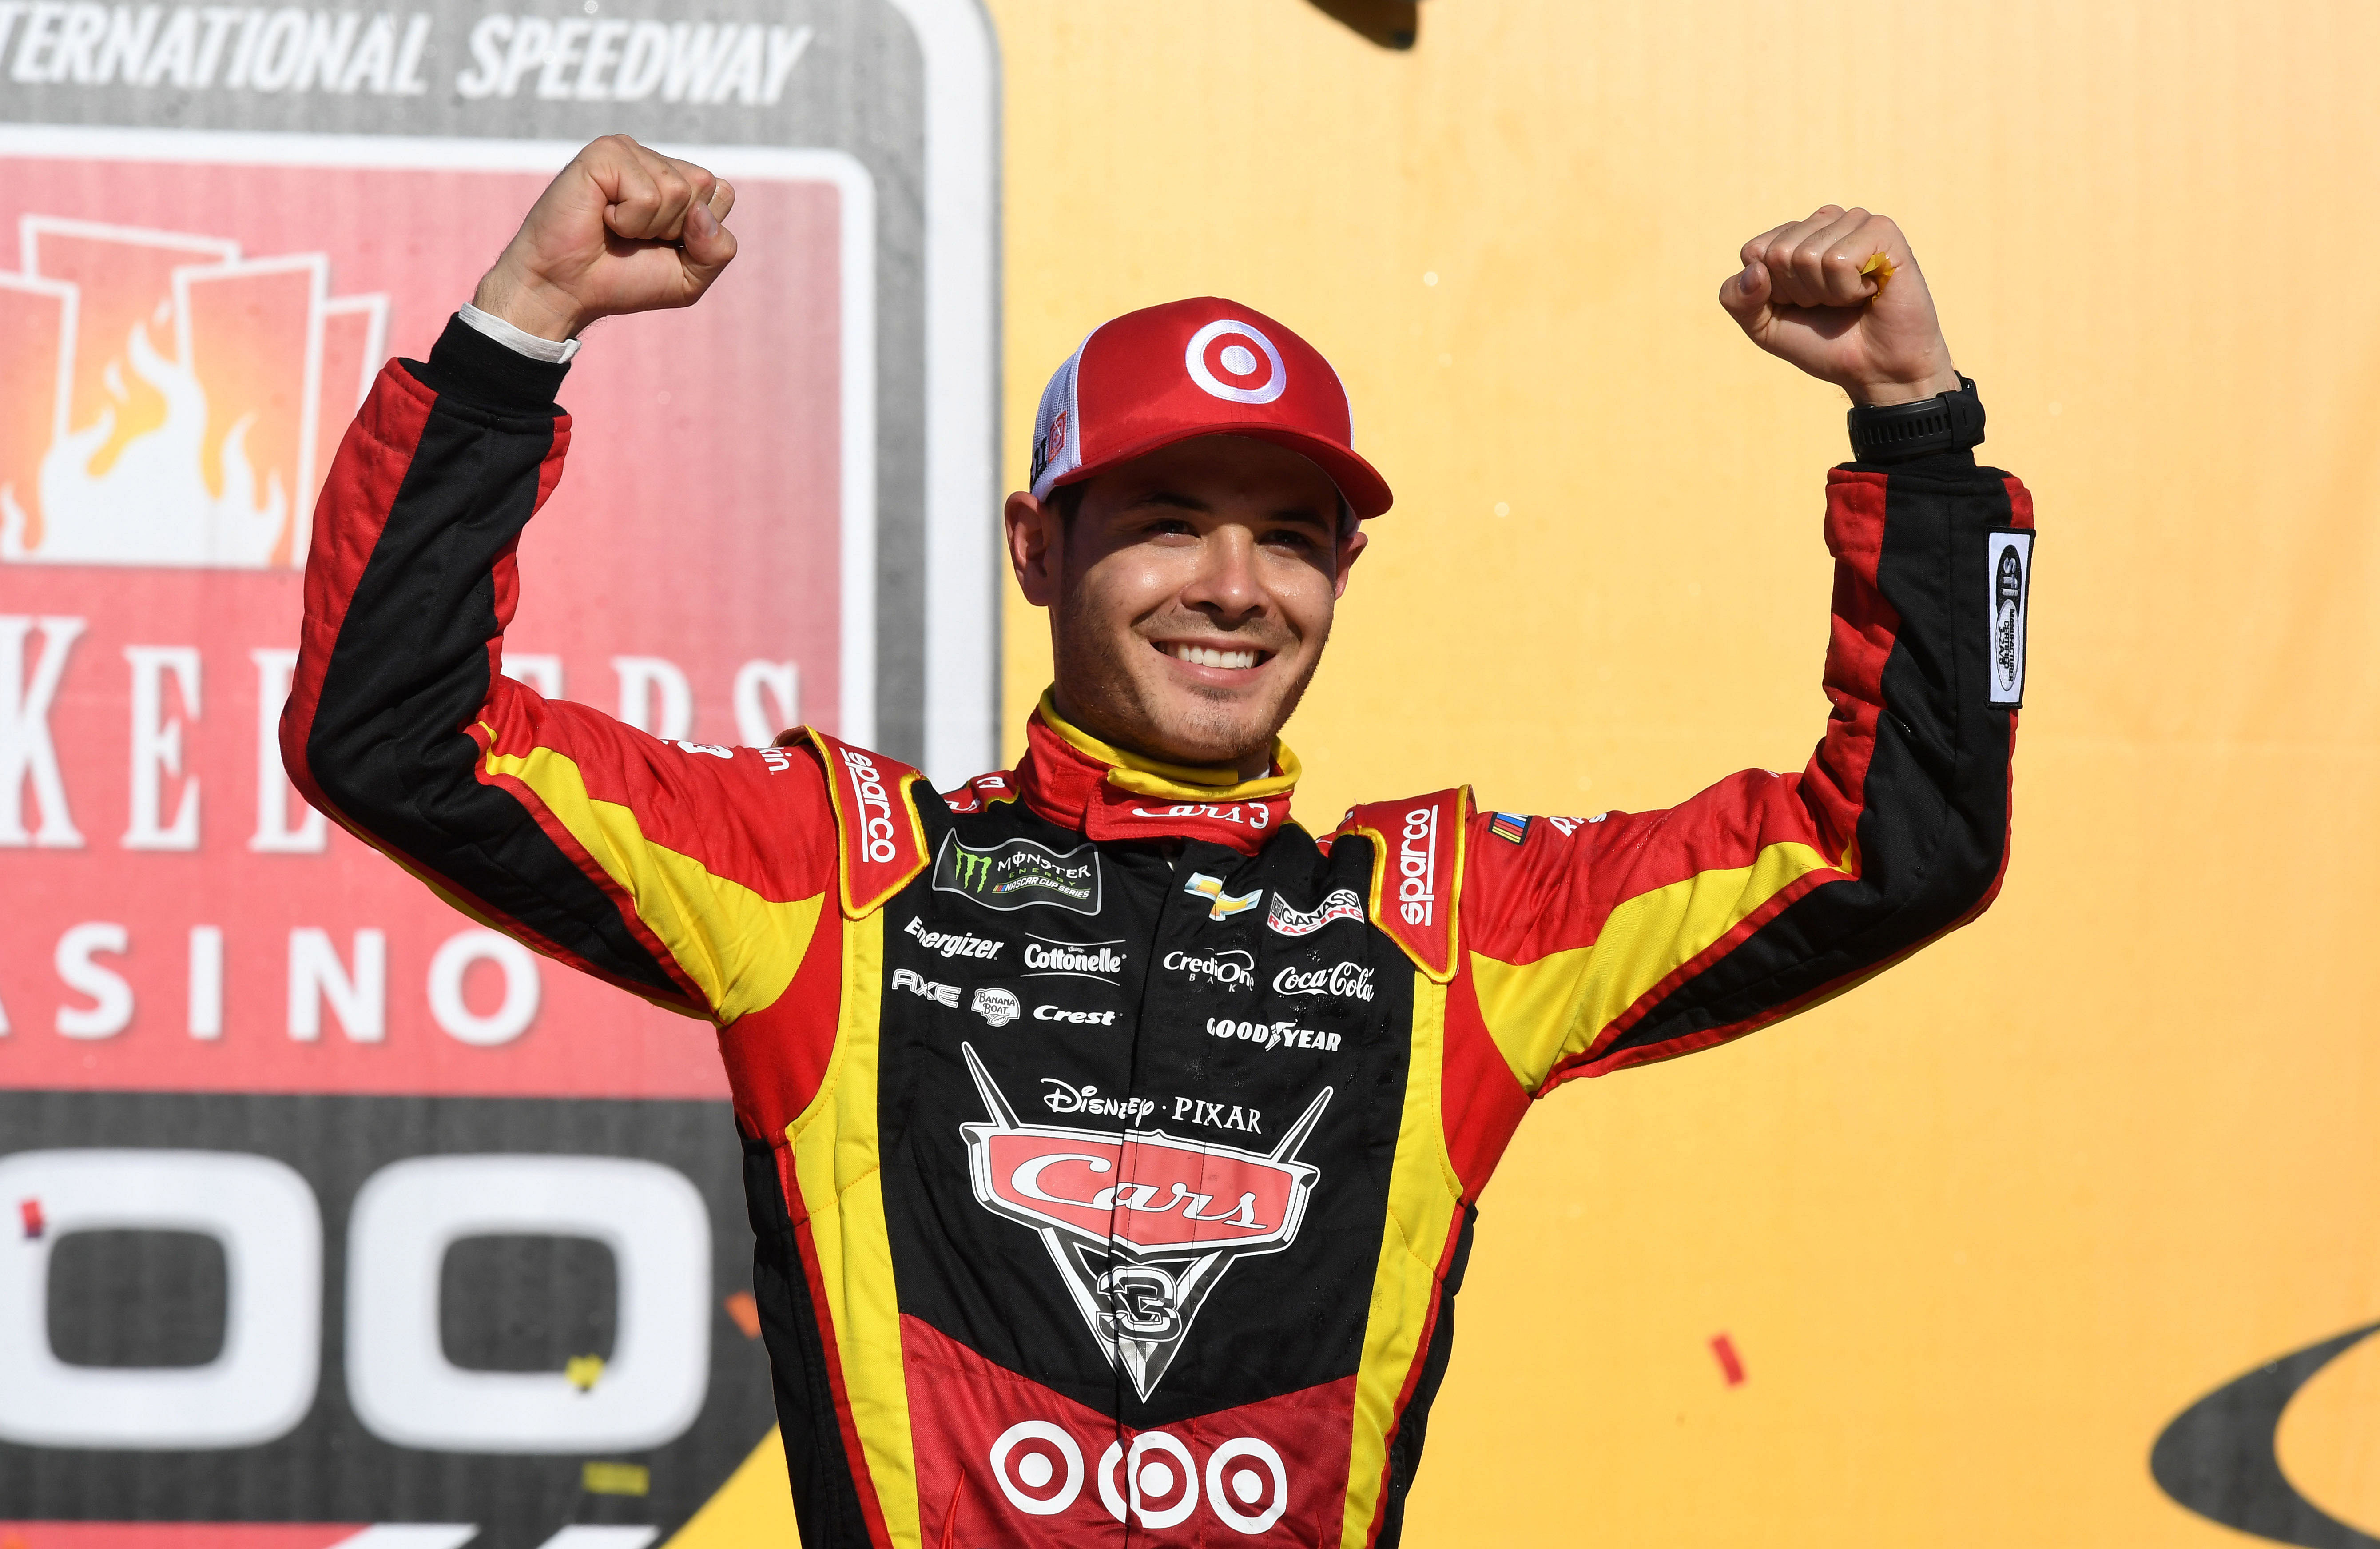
[472,134,738,342]
[1719,206,1959,406]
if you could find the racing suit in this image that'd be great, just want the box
[284,317,2031,1548]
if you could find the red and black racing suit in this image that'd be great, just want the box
[285,317,2030,1548]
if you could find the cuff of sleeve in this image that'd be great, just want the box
[459,301,581,363]
[406,313,571,415]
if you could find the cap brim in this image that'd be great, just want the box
[1050,424,1394,520]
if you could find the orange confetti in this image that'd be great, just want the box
[1710,1333,1747,1386]
[724,1290,762,1340]
[1859,251,1896,291]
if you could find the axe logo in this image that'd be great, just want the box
[958,1043,1331,1401]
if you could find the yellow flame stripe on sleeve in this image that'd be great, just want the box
[483,746,822,1023]
[1469,840,1835,1091]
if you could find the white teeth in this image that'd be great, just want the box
[1169,643,1259,670]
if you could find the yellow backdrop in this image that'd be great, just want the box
[683,1,2380,1542]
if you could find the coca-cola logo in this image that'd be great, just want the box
[958,1044,1331,1399]
[1271,961,1374,1002]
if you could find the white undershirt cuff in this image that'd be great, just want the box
[458,302,582,364]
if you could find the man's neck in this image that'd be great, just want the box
[1043,692,1275,785]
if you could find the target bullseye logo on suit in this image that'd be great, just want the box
[987,1417,1290,1534]
[958,1043,1331,1402]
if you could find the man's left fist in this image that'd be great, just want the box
[1718,206,1959,406]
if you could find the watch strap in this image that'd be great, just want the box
[1846,374,1984,463]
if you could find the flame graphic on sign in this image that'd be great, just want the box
[0,217,386,570]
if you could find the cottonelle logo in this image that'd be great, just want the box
[933,832,1103,916]
[0,215,385,569]
[958,1043,1330,1402]
[1020,937,1127,984]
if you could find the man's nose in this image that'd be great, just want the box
[1184,527,1264,621]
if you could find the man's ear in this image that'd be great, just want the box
[1005,490,1061,607]
[1331,525,1368,601]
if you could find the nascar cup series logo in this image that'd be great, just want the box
[959,1043,1330,1401]
[0,215,386,569]
[1184,319,1286,406]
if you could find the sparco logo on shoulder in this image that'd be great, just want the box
[959,1043,1331,1401]
[838,746,900,864]
[1399,805,1438,926]
[1272,961,1374,1002]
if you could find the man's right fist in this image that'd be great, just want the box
[472,134,737,342]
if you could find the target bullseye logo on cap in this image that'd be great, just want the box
[1185,319,1287,404]
[1026,295,1392,518]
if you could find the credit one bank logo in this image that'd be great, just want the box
[0,215,385,569]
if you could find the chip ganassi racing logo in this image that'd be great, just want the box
[959,1043,1330,1401]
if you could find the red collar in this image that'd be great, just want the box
[994,701,1300,856]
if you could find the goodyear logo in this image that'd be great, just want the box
[931,832,1102,916]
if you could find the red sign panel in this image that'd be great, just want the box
[0,143,866,1100]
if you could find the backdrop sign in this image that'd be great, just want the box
[0,2,996,1543]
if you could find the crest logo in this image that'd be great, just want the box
[959,1043,1330,1400]
[1,215,386,570]
[1182,871,1262,921]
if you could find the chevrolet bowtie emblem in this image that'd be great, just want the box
[1183,872,1262,921]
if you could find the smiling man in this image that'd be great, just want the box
[286,135,2032,1548]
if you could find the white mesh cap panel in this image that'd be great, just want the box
[1028,330,1094,501]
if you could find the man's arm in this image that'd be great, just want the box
[1454,208,2029,1091]
[280,137,838,1024]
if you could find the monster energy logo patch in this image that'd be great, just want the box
[932,832,1104,915]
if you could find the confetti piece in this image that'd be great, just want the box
[724,1291,761,1340]
[583,1460,651,1496]
[1710,1333,1746,1386]
[19,1199,42,1239]
[565,1354,606,1392]
[1859,252,1896,291]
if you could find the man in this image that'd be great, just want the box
[285,135,2030,1547]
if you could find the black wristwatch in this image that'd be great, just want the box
[1846,374,1985,463]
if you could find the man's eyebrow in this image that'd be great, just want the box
[1131,489,1211,513]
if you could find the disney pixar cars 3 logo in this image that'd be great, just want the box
[958,1043,1330,1401]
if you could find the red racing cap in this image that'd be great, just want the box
[1028,297,1393,519]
